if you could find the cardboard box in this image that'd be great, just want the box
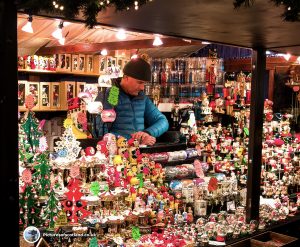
[228,238,260,247]
[39,82,51,110]
[251,231,298,247]
[86,55,94,73]
[78,54,86,73]
[71,54,79,72]
[26,81,40,110]
[18,80,27,111]
[50,82,61,110]
[76,81,86,96]
[93,55,106,74]
[60,81,76,110]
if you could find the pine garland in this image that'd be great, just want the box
[17,0,152,28]
[234,0,300,22]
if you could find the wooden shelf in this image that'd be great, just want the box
[285,82,300,88]
[19,109,67,112]
[158,103,193,112]
[18,69,101,77]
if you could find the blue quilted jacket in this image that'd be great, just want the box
[93,79,169,139]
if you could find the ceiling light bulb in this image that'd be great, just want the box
[21,16,33,33]
[153,36,163,46]
[283,53,291,61]
[58,37,65,45]
[52,22,63,40]
[131,54,138,59]
[116,29,126,40]
[101,49,108,56]
[202,41,211,45]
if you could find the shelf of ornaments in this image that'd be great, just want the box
[17,103,298,245]
[18,68,103,77]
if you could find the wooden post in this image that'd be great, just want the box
[246,47,266,222]
[268,69,275,101]
[0,1,19,245]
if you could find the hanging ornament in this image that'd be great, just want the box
[76,200,83,207]
[132,226,141,240]
[22,169,32,184]
[25,94,35,110]
[208,177,218,192]
[136,173,144,188]
[108,85,119,106]
[90,181,100,196]
[66,200,73,207]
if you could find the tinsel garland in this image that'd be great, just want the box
[234,0,300,22]
[17,0,151,28]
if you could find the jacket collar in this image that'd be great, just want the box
[112,77,145,100]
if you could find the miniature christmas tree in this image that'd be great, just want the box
[19,185,43,228]
[19,111,43,166]
[54,210,68,228]
[53,119,81,166]
[33,152,51,197]
[62,178,91,223]
[41,189,61,229]
[19,108,51,198]
[89,237,98,247]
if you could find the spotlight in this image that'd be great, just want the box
[101,49,108,56]
[52,21,64,40]
[116,29,126,40]
[283,53,291,61]
[153,36,163,46]
[58,38,65,45]
[21,15,33,33]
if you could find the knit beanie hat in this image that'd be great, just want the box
[123,57,152,82]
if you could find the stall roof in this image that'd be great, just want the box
[19,1,300,57]
[95,0,300,55]
[17,14,154,56]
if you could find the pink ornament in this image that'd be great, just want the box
[22,169,32,184]
[25,94,35,110]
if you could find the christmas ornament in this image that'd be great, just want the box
[53,126,81,166]
[108,85,119,106]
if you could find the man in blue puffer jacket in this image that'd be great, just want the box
[94,57,169,146]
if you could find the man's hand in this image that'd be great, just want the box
[131,131,156,146]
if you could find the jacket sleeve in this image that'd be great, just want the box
[144,97,169,137]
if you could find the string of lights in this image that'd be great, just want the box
[17,0,154,28]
